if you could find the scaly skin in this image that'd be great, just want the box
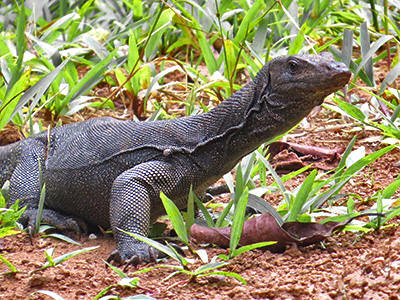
[1,53,351,266]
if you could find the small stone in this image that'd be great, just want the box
[59,268,71,277]
[88,233,97,240]
[349,288,363,298]
[28,274,48,287]
[206,275,226,284]
[55,274,65,281]
[392,261,400,269]
[372,256,385,264]
[370,275,386,288]
[36,239,50,249]
[91,280,99,287]
[85,270,94,278]
[317,293,333,300]
[392,237,400,249]
[391,272,400,283]
[344,270,367,288]
[75,289,86,296]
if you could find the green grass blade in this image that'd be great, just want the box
[215,199,234,227]
[160,192,188,245]
[145,8,173,59]
[233,0,264,45]
[381,206,400,226]
[5,1,26,99]
[307,180,348,212]
[336,135,357,177]
[30,290,66,300]
[223,172,235,193]
[0,71,30,131]
[287,169,317,222]
[333,97,366,123]
[341,29,353,67]
[44,248,56,267]
[342,145,395,179]
[186,186,196,236]
[316,35,342,53]
[41,246,99,270]
[232,241,277,258]
[194,261,229,275]
[229,187,249,256]
[234,163,244,204]
[380,62,400,94]
[380,175,400,199]
[247,193,284,226]
[355,34,393,76]
[80,34,109,60]
[194,194,215,227]
[278,164,312,184]
[288,23,305,55]
[122,230,187,266]
[330,46,373,86]
[360,22,374,85]
[143,65,180,109]
[34,182,46,235]
[307,145,395,212]
[197,271,247,284]
[241,152,256,187]
[42,233,82,246]
[256,152,291,206]
[373,122,400,139]
[0,254,18,273]
[128,32,140,75]
[347,196,355,214]
[104,260,129,278]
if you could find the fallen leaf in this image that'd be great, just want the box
[268,141,343,172]
[190,213,375,252]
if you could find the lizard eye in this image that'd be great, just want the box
[288,59,299,74]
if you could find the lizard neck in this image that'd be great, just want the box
[181,83,281,175]
[187,82,258,142]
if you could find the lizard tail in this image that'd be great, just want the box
[0,142,21,188]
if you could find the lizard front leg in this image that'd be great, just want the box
[107,161,182,266]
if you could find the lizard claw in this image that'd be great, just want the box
[106,249,124,266]
[106,241,159,269]
[27,223,35,245]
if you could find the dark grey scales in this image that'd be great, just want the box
[0,53,351,266]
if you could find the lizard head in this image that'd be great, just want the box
[262,52,351,109]
[243,52,351,139]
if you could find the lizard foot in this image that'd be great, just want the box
[106,241,158,270]
[19,208,86,238]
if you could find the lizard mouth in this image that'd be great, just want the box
[318,67,351,99]
[331,69,352,88]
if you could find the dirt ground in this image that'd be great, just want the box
[1,63,400,299]
[1,222,400,299]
